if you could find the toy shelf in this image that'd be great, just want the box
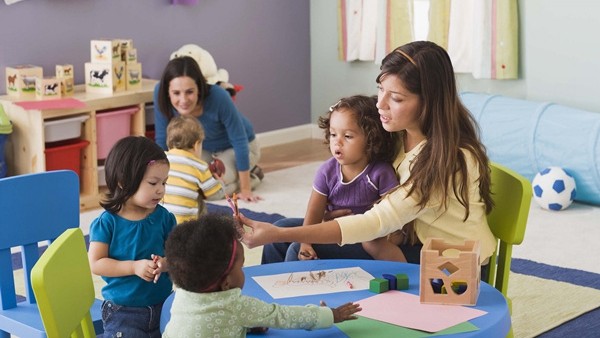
[0,78,157,210]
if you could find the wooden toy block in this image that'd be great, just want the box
[369,278,389,293]
[91,39,121,64]
[395,273,409,290]
[420,238,481,306]
[85,62,125,94]
[124,48,137,64]
[59,77,74,97]
[125,62,142,91]
[55,64,74,78]
[382,274,397,290]
[35,77,61,99]
[5,64,43,98]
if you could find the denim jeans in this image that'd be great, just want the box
[102,300,163,338]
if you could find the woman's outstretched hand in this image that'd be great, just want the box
[238,213,277,248]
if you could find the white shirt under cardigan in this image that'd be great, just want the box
[163,288,334,338]
[336,140,497,264]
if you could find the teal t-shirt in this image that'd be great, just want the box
[89,205,176,306]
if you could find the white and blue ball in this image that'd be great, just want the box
[532,167,577,211]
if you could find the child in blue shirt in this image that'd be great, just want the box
[88,136,176,337]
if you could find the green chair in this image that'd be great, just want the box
[485,162,532,299]
[31,228,96,338]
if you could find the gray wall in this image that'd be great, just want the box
[310,0,600,122]
[0,0,311,133]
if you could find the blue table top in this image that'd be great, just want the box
[161,259,511,337]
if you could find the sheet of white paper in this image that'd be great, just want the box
[252,267,375,299]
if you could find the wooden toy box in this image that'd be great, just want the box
[420,238,481,306]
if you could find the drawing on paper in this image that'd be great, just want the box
[252,267,375,299]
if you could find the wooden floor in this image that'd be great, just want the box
[257,138,331,173]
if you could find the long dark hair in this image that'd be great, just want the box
[377,41,493,218]
[156,56,211,120]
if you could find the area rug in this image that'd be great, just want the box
[12,162,600,337]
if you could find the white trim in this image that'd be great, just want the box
[256,123,322,147]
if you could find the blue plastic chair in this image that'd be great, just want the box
[0,170,102,338]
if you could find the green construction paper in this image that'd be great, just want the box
[335,315,479,337]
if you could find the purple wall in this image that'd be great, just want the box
[0,0,310,132]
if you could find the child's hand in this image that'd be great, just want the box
[321,301,361,323]
[151,254,166,283]
[134,258,159,282]
[298,243,318,260]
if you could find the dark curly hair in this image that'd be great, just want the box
[100,136,168,213]
[166,214,239,292]
[318,95,399,163]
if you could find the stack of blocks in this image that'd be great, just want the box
[369,273,409,293]
[5,64,73,100]
[419,238,481,306]
[85,38,142,94]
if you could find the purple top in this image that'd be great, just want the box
[313,157,399,215]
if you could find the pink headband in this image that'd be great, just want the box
[200,238,238,292]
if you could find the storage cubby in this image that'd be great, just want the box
[0,78,157,210]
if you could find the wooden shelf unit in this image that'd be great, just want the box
[0,79,157,210]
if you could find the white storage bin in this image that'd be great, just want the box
[44,115,89,143]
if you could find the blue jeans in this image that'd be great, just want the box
[261,218,374,262]
[101,300,163,338]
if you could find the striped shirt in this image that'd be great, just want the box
[163,148,223,224]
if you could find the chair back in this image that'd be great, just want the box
[0,170,79,337]
[32,228,96,338]
[486,162,532,296]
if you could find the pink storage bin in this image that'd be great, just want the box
[96,106,138,159]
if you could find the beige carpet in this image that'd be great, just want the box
[14,162,600,337]
[508,272,600,337]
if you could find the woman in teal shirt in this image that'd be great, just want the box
[154,56,262,202]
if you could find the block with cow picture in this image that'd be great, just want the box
[35,76,62,99]
[5,64,43,98]
[85,61,126,94]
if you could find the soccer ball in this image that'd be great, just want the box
[532,167,577,211]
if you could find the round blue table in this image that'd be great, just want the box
[161,259,511,337]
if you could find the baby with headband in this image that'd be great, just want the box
[163,214,361,337]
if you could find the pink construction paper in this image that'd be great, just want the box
[356,290,487,333]
[14,98,86,110]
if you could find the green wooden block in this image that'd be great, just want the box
[369,278,389,293]
[395,273,409,290]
